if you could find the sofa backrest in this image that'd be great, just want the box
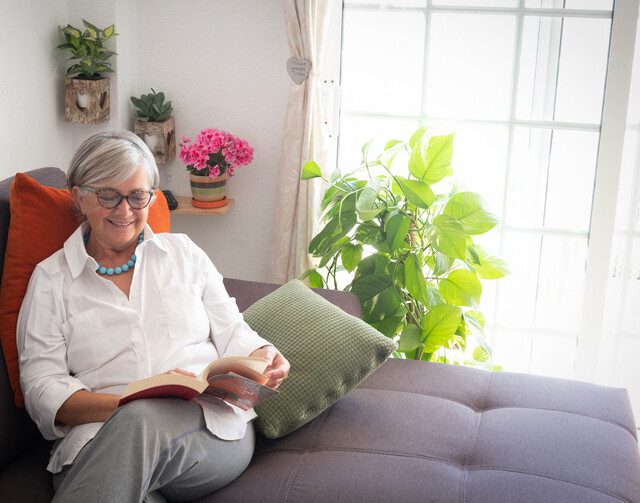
[0,167,67,471]
[0,167,362,472]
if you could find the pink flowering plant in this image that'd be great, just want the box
[179,128,254,178]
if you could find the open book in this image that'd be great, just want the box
[118,356,277,411]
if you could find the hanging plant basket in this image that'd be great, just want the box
[64,77,110,124]
[134,117,176,165]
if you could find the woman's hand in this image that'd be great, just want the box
[164,368,197,378]
[250,345,290,389]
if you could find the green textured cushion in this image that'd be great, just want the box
[246,280,397,439]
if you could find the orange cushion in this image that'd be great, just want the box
[0,173,170,407]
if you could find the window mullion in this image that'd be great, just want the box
[575,0,639,381]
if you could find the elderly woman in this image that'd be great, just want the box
[16,131,289,502]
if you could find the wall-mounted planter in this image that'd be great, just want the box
[64,77,110,124]
[134,117,176,165]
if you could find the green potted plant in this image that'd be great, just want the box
[301,126,508,368]
[131,89,176,165]
[57,20,117,124]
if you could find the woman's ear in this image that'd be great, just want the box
[71,186,86,215]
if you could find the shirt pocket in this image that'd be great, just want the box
[61,307,110,376]
[160,284,210,341]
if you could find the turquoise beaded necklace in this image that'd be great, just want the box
[83,230,144,276]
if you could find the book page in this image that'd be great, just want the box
[204,372,277,410]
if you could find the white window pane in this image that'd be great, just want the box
[496,231,541,328]
[341,11,425,115]
[491,329,532,373]
[344,0,426,6]
[604,236,626,330]
[433,0,516,6]
[615,132,638,232]
[534,235,588,332]
[613,337,640,423]
[426,13,516,121]
[561,0,613,9]
[337,115,420,172]
[622,238,640,336]
[544,130,599,231]
[554,18,610,124]
[530,333,576,379]
[505,128,550,229]
[451,123,509,207]
[525,0,612,9]
[517,17,610,124]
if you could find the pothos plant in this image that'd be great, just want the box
[301,127,508,366]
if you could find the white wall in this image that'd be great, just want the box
[136,0,288,280]
[0,0,72,179]
[1,0,289,281]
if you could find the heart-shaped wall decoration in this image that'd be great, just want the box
[286,57,312,85]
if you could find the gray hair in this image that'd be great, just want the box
[67,130,160,192]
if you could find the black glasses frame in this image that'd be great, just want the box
[81,186,154,210]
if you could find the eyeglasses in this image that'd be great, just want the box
[81,186,154,210]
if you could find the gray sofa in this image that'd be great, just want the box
[0,168,639,502]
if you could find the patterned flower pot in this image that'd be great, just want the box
[190,173,229,208]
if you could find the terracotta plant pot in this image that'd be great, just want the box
[134,117,176,165]
[64,77,110,124]
[190,173,229,208]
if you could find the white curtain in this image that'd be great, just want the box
[267,0,334,284]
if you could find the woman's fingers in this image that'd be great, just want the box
[166,368,197,378]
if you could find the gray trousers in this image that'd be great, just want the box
[52,398,255,503]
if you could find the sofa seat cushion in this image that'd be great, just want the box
[203,359,640,503]
[0,437,52,502]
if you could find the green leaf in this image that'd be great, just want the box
[341,244,363,273]
[318,236,349,268]
[427,251,454,276]
[404,253,429,306]
[299,269,324,288]
[302,160,322,179]
[424,284,445,308]
[368,282,402,321]
[409,126,429,149]
[394,177,435,209]
[62,26,82,38]
[354,220,382,245]
[356,179,383,221]
[423,134,454,184]
[103,24,115,38]
[351,273,393,304]
[408,143,428,181]
[354,253,389,281]
[443,192,499,235]
[421,304,463,353]
[384,139,403,150]
[130,96,145,108]
[439,269,482,307]
[308,216,341,255]
[398,324,422,352]
[384,213,410,252]
[83,19,99,38]
[426,215,467,259]
[474,244,510,279]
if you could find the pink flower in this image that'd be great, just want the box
[179,127,254,177]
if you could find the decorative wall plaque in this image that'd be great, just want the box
[286,57,312,85]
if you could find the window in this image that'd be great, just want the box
[335,0,636,383]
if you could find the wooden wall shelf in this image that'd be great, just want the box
[172,196,235,216]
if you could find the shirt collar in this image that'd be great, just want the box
[64,223,167,279]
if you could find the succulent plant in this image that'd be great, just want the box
[130,88,173,122]
[58,20,117,78]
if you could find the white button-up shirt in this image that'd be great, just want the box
[16,223,271,473]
